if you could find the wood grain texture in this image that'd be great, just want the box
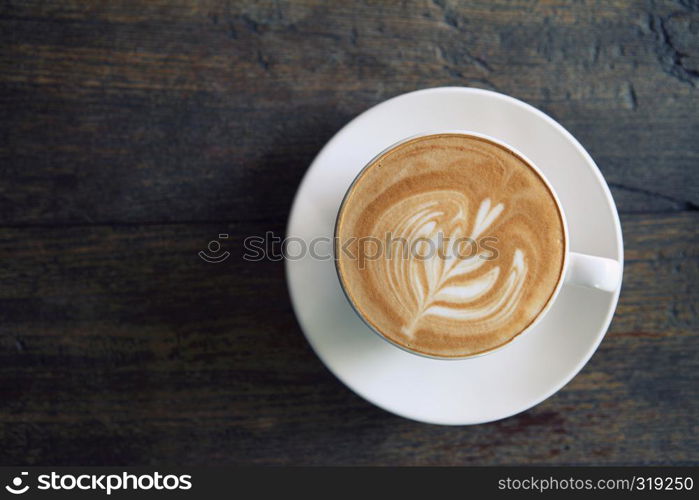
[0,0,697,465]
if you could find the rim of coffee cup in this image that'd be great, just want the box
[333,130,571,361]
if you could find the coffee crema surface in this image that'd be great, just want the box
[335,134,566,358]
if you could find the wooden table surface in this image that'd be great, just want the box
[1,0,697,465]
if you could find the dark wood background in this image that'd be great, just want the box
[1,0,697,465]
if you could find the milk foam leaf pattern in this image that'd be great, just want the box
[378,192,528,337]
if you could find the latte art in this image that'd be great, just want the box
[376,192,528,338]
[336,134,566,358]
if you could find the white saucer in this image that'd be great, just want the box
[285,87,623,425]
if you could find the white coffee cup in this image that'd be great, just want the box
[334,130,623,360]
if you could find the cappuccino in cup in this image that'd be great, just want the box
[335,133,566,358]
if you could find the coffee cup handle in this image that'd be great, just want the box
[564,252,622,292]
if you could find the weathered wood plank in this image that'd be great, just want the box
[0,211,696,464]
[0,0,697,226]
